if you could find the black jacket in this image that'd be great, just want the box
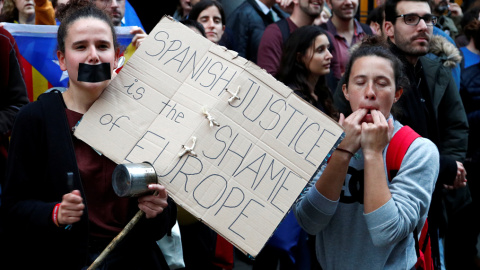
[0,91,176,269]
[226,0,288,63]
[460,62,480,160]
[0,27,29,189]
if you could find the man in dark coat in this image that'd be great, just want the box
[227,0,288,63]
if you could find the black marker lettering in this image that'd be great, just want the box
[255,159,286,193]
[200,61,222,88]
[145,31,168,57]
[193,174,227,209]
[294,122,320,155]
[259,98,286,130]
[288,116,308,149]
[229,199,265,240]
[158,39,182,61]
[242,89,273,123]
[270,171,301,212]
[305,129,336,167]
[164,46,191,72]
[125,131,169,164]
[202,125,232,160]
[215,187,245,216]
[229,79,256,108]
[212,68,237,96]
[276,104,303,139]
[169,155,203,192]
[219,133,253,175]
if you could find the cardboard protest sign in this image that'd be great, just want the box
[74,16,344,257]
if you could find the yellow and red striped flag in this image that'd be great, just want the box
[4,23,136,101]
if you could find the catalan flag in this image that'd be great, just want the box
[3,23,135,101]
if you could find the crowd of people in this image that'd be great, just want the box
[0,0,478,269]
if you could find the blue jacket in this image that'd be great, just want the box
[460,63,480,159]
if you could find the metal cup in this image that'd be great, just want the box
[112,162,157,197]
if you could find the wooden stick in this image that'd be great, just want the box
[87,210,144,270]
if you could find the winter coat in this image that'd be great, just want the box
[0,91,176,269]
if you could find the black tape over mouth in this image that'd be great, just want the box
[78,63,111,83]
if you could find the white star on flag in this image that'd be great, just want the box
[52,60,69,82]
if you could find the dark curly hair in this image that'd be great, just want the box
[188,0,225,26]
[0,0,19,23]
[384,0,430,24]
[464,19,480,49]
[277,25,338,120]
[462,7,480,40]
[342,35,409,116]
[180,18,206,37]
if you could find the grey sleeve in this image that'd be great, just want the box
[293,165,339,235]
[364,138,439,247]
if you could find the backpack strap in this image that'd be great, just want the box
[359,22,373,36]
[386,125,421,181]
[386,126,433,269]
[275,19,290,45]
[318,22,372,36]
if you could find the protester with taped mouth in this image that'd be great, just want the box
[294,36,439,269]
[0,1,176,269]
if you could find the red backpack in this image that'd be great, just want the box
[386,126,434,270]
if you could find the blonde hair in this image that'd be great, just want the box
[323,5,332,17]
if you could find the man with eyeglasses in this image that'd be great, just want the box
[383,0,469,269]
[333,0,469,268]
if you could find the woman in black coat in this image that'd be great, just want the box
[0,1,176,269]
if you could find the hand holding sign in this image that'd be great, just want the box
[75,16,344,257]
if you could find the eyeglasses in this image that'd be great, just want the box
[396,14,438,26]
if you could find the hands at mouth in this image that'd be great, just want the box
[338,109,394,157]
